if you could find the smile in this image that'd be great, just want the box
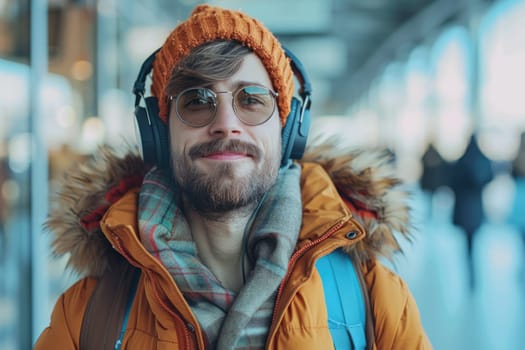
[202,152,252,160]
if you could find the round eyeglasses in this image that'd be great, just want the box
[169,85,278,127]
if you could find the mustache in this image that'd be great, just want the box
[188,139,261,159]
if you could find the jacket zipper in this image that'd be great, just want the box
[270,219,346,331]
[112,233,195,350]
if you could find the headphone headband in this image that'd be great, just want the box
[282,47,312,98]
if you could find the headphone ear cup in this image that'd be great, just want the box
[290,99,310,159]
[134,104,156,165]
[134,96,170,169]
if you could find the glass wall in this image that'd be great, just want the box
[1,0,33,348]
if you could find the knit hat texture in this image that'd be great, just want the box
[151,4,294,126]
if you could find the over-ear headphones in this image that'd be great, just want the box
[132,45,312,169]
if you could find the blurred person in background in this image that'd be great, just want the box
[448,134,494,292]
[421,142,450,195]
[420,141,451,219]
[35,4,431,349]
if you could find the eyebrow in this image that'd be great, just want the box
[208,80,271,91]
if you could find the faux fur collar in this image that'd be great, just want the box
[302,137,411,265]
[46,138,411,277]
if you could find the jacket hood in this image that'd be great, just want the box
[302,136,411,265]
[46,139,412,277]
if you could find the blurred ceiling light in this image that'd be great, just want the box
[80,117,105,153]
[56,105,76,129]
[405,47,430,105]
[7,133,32,174]
[480,0,525,124]
[71,60,93,81]
[431,26,471,102]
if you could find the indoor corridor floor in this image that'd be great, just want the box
[393,182,525,350]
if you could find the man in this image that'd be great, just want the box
[35,4,432,349]
[448,134,493,291]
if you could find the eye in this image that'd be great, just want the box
[179,88,215,111]
[236,86,272,109]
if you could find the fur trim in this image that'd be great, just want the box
[303,135,412,263]
[45,146,147,277]
[47,138,411,276]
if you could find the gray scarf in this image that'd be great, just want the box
[138,162,302,349]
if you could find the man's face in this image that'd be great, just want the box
[168,53,282,216]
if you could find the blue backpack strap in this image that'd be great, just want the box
[316,249,367,350]
[114,271,141,350]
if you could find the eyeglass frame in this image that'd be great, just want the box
[168,84,279,128]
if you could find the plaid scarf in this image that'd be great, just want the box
[138,163,302,349]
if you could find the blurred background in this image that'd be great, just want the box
[1,0,525,349]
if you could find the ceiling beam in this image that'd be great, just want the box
[333,0,471,109]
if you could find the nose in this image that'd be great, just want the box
[208,92,242,136]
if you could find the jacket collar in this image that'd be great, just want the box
[45,139,411,277]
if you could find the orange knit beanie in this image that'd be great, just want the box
[151,4,294,126]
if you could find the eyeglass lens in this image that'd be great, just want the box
[175,85,276,127]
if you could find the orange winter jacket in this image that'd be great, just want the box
[35,144,432,350]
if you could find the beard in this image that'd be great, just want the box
[171,139,280,217]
